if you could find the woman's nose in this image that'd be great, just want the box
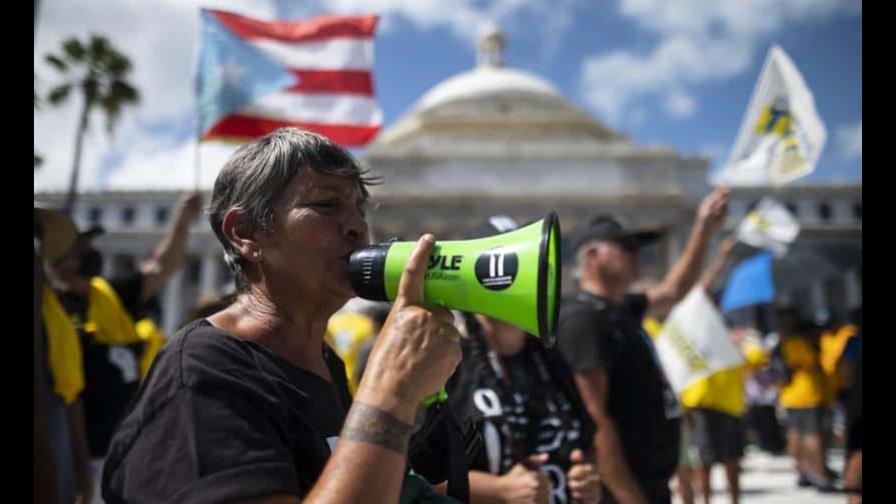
[343,207,368,242]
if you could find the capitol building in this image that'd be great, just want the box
[35,28,861,336]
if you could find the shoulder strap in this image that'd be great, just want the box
[574,292,608,312]
[570,292,627,366]
[407,402,479,503]
[443,401,472,503]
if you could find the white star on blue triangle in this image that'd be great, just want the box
[196,10,297,136]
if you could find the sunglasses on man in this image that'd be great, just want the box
[611,237,642,254]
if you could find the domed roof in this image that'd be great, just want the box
[414,65,563,112]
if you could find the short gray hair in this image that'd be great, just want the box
[209,128,377,291]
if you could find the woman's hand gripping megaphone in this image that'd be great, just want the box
[354,234,462,421]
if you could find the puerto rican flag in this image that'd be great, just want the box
[196,9,381,146]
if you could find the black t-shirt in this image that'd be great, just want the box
[56,273,147,457]
[556,292,681,480]
[101,319,352,504]
[447,335,595,504]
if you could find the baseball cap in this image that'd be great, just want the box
[572,214,662,252]
[34,205,78,264]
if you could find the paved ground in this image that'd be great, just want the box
[672,446,848,504]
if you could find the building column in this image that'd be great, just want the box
[199,253,220,297]
[809,280,827,321]
[101,253,114,278]
[162,270,184,336]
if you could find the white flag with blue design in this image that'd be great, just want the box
[737,197,800,257]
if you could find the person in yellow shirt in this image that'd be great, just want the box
[773,307,835,491]
[352,303,391,388]
[818,311,859,450]
[36,206,83,504]
[680,236,759,504]
[820,318,857,397]
[324,307,377,395]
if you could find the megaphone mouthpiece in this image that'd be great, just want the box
[349,245,390,301]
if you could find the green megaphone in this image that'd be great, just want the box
[349,212,561,347]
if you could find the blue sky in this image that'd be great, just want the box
[34,0,861,192]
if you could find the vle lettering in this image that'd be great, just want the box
[428,254,463,271]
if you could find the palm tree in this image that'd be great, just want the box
[44,35,139,215]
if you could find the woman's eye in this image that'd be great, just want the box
[313,200,340,210]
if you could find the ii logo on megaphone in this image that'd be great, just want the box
[475,247,519,291]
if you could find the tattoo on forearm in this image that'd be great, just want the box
[340,401,412,455]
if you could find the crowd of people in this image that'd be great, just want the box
[35,192,203,503]
[34,127,861,504]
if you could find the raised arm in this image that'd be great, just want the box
[647,188,730,315]
[698,235,738,293]
[138,192,202,303]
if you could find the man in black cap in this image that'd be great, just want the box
[556,188,730,504]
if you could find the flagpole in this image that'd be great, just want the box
[193,138,202,191]
[193,7,204,194]
[194,120,202,192]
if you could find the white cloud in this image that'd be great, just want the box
[580,35,751,125]
[535,0,576,63]
[321,0,579,64]
[617,0,853,38]
[324,0,486,43]
[103,138,236,191]
[664,90,697,118]
[580,0,858,126]
[837,120,862,160]
[698,142,727,162]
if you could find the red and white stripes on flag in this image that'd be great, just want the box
[203,10,381,146]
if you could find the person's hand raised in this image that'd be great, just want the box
[696,187,731,236]
[355,234,462,424]
[177,191,203,223]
